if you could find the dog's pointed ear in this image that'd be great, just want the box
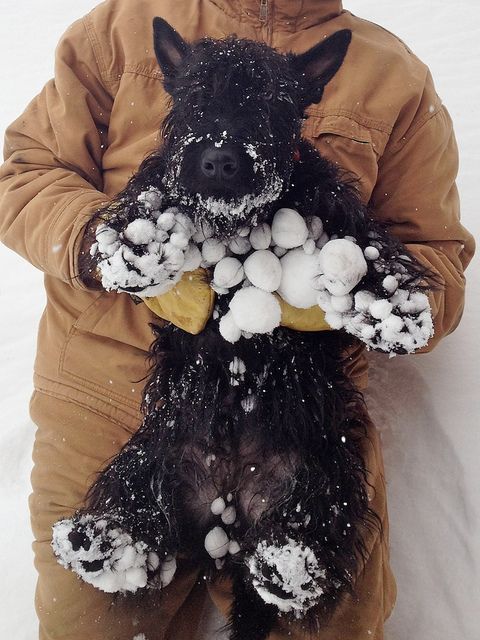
[153,18,189,90]
[293,29,352,107]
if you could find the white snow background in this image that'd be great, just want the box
[0,1,478,638]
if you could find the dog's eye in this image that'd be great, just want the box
[264,89,274,101]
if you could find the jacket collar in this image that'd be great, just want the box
[210,0,343,31]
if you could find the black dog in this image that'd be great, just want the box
[53,19,437,640]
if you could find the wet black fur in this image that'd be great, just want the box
[67,20,441,640]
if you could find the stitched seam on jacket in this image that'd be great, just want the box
[33,384,140,431]
[307,109,392,135]
[124,64,163,80]
[83,15,113,90]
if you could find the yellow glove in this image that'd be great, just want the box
[144,270,330,335]
[276,295,331,332]
[143,268,215,335]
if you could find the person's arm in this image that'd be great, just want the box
[0,17,111,289]
[370,96,475,352]
[0,14,215,333]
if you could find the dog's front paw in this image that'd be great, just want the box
[318,283,433,354]
[52,514,177,594]
[93,201,200,298]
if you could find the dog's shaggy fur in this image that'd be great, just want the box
[53,20,439,640]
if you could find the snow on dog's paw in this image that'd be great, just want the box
[247,538,327,617]
[52,515,176,594]
[345,288,433,354]
[94,203,198,298]
[317,238,368,296]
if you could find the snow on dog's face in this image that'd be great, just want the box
[152,18,351,237]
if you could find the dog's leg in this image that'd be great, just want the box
[227,571,277,640]
[52,420,180,593]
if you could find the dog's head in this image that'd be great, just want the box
[153,18,351,236]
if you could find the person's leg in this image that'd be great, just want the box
[29,392,207,640]
[206,415,397,640]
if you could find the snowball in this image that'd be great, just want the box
[155,229,169,243]
[244,250,282,292]
[369,299,393,320]
[324,311,344,329]
[390,288,410,306]
[137,187,163,210]
[379,313,404,341]
[125,567,148,589]
[250,223,272,250]
[318,239,368,296]
[364,246,380,260]
[202,238,227,265]
[382,275,398,293]
[317,290,333,313]
[156,210,176,231]
[228,541,241,555]
[229,236,251,255]
[330,294,353,313]
[169,232,189,249]
[182,245,202,272]
[211,497,226,516]
[354,290,377,312]
[96,225,118,249]
[398,291,430,314]
[360,324,376,340]
[124,219,157,245]
[221,506,237,525]
[278,247,320,309]
[204,527,229,559]
[159,555,177,588]
[271,208,309,249]
[172,212,195,237]
[162,243,185,271]
[147,552,160,572]
[306,216,323,241]
[229,288,281,334]
[219,311,242,343]
[213,258,245,289]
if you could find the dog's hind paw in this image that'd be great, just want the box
[52,514,176,593]
[246,538,328,616]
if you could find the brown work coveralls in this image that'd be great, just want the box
[0,1,475,638]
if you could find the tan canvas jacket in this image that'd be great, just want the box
[0,0,475,432]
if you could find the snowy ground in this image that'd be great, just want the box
[0,1,478,639]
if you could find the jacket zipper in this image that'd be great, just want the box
[259,0,269,23]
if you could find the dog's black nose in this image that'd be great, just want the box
[200,147,239,181]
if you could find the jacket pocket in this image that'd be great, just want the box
[59,293,163,412]
[302,112,389,204]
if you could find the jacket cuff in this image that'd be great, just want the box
[46,189,109,291]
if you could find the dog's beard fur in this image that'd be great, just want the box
[160,132,293,237]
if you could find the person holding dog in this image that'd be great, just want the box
[0,1,475,639]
